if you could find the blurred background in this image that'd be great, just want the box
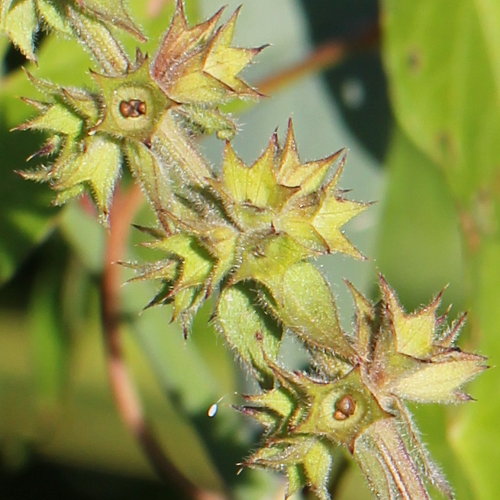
[1,0,499,498]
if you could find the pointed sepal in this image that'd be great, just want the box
[151,1,262,105]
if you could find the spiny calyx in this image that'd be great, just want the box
[0,0,144,61]
[90,52,171,142]
[348,276,487,407]
[19,1,264,219]
[130,121,365,335]
[241,365,389,499]
[240,277,486,498]
[151,0,264,106]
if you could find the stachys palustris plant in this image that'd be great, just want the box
[4,0,486,498]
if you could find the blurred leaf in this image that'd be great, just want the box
[375,129,480,497]
[336,462,372,500]
[28,239,68,415]
[58,202,104,273]
[382,4,500,496]
[382,0,500,203]
[377,129,500,499]
[409,405,474,499]
[0,104,57,284]
[298,0,392,161]
[451,237,500,499]
[122,277,255,491]
[0,30,92,284]
[376,129,464,307]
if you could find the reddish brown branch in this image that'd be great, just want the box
[258,24,379,96]
[100,183,226,500]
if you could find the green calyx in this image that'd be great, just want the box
[130,121,365,346]
[0,0,144,61]
[150,1,264,106]
[17,73,123,219]
[91,53,171,142]
[348,276,487,407]
[242,365,389,499]
[18,0,266,220]
[244,366,389,448]
[239,277,486,497]
[210,121,368,260]
[18,68,152,220]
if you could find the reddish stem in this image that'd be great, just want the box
[258,24,379,96]
[100,183,226,500]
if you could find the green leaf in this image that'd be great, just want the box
[376,130,464,307]
[382,0,500,203]
[28,238,68,415]
[451,237,500,499]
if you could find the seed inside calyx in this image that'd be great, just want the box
[119,99,147,118]
[333,394,356,421]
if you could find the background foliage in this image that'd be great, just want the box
[1,0,498,498]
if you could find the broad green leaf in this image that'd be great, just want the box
[376,130,464,307]
[382,0,500,204]
[58,202,104,273]
[28,238,68,415]
[451,237,500,499]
